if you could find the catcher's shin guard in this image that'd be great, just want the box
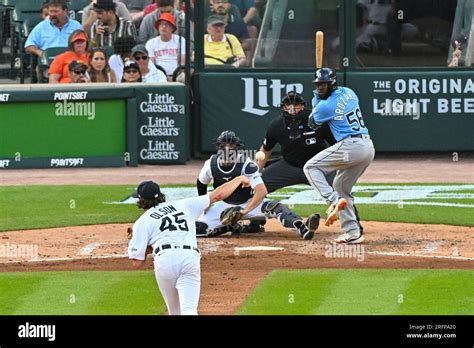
[262,200,301,229]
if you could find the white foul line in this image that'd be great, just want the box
[1,254,129,264]
[367,251,474,261]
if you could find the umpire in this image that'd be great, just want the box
[256,91,363,232]
[256,91,336,192]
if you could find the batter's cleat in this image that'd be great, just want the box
[331,232,365,244]
[294,220,314,240]
[325,198,347,226]
[306,213,321,232]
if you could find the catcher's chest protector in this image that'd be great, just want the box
[210,155,252,205]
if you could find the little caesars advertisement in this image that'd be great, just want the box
[135,87,188,164]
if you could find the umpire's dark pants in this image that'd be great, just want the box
[262,159,335,193]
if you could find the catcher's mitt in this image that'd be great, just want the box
[127,226,153,255]
[220,206,244,226]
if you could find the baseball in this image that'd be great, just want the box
[255,151,265,161]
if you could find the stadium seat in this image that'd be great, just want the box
[38,46,68,83]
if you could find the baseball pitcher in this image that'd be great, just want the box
[128,175,250,315]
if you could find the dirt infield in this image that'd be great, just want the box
[1,155,473,314]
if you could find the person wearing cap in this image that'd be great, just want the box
[131,45,167,83]
[145,12,186,79]
[448,34,468,67]
[128,175,250,315]
[49,30,91,84]
[208,0,250,49]
[204,14,246,67]
[25,0,82,59]
[89,0,137,47]
[68,61,89,83]
[138,0,188,45]
[121,60,143,83]
[82,0,132,34]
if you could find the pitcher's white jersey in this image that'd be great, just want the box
[128,194,210,260]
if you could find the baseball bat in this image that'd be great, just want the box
[315,31,324,68]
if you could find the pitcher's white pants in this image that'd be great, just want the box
[154,249,201,315]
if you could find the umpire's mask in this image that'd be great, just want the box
[280,92,306,139]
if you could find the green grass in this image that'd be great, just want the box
[0,271,166,315]
[237,269,474,315]
[406,198,474,204]
[293,204,474,227]
[0,185,142,231]
[0,184,473,231]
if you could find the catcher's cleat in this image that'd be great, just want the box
[325,198,347,227]
[306,213,321,232]
[331,232,364,244]
[294,220,314,240]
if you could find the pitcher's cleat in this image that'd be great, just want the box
[325,198,347,226]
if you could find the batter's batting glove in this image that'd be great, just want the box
[307,115,319,130]
[220,206,244,226]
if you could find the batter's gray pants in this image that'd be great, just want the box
[303,136,375,234]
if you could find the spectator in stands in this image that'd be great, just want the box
[145,13,185,79]
[87,47,117,82]
[131,44,167,83]
[68,61,89,83]
[121,60,143,82]
[40,2,50,19]
[124,0,149,27]
[89,0,138,47]
[49,30,91,83]
[82,0,132,34]
[230,0,261,28]
[204,14,246,67]
[139,0,186,44]
[109,36,136,81]
[448,34,468,67]
[25,0,82,59]
[208,0,251,54]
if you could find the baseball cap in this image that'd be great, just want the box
[123,59,140,71]
[68,60,87,71]
[207,14,225,26]
[452,34,468,50]
[93,0,116,11]
[71,31,87,43]
[131,44,148,56]
[154,12,177,31]
[137,181,162,199]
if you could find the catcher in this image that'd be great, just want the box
[195,130,320,240]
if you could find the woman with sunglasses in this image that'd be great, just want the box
[131,44,167,83]
[49,30,91,84]
[87,48,117,83]
[121,60,143,83]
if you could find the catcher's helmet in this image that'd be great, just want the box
[215,130,243,150]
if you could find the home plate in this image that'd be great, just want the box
[234,246,285,251]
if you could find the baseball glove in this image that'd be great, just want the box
[220,206,244,226]
[127,226,153,255]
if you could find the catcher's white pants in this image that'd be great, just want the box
[197,199,266,230]
[153,249,201,315]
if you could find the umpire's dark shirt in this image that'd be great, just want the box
[262,110,336,168]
